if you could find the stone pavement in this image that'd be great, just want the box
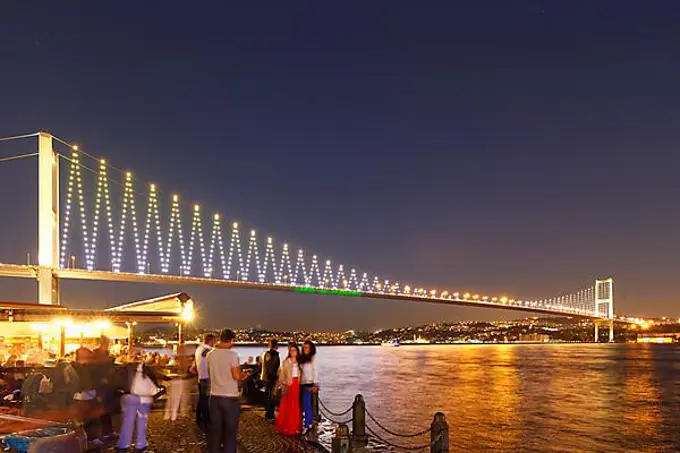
[133,406,328,453]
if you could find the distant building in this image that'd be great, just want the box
[518,333,550,343]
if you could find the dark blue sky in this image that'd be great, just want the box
[0,2,679,330]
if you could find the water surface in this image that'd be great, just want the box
[237,343,680,452]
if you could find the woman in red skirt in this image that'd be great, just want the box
[275,342,301,436]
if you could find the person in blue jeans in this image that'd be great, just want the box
[298,340,319,435]
[116,362,163,453]
[206,329,244,453]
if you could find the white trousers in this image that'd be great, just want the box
[164,378,191,421]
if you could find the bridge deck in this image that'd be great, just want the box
[0,264,611,320]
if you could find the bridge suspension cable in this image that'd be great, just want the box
[7,131,613,318]
[0,153,39,163]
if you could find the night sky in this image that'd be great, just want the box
[1,2,679,331]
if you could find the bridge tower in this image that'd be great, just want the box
[594,278,614,342]
[37,132,60,305]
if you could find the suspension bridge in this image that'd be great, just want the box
[0,132,617,340]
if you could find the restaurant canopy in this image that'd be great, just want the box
[0,292,195,325]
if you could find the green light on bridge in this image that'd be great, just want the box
[294,287,363,297]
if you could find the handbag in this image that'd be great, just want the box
[131,367,159,397]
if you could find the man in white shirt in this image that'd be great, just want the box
[195,333,216,433]
[206,329,243,453]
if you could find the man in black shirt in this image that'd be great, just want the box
[260,338,280,421]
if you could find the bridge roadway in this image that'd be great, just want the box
[0,263,612,321]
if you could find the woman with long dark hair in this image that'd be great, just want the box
[298,340,319,435]
[275,342,302,436]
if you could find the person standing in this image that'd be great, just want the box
[299,340,319,435]
[260,338,280,421]
[165,348,192,421]
[91,336,116,442]
[195,333,216,432]
[206,329,243,453]
[275,342,302,436]
[115,362,162,453]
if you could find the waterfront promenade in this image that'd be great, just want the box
[136,406,327,453]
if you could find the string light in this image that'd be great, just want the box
[293,249,308,286]
[262,237,280,283]
[359,272,370,291]
[113,171,140,272]
[187,204,207,277]
[322,260,333,289]
[279,243,292,285]
[54,152,604,318]
[60,152,77,268]
[89,159,115,270]
[309,255,321,287]
[140,183,163,274]
[207,213,225,278]
[225,222,244,280]
[333,264,346,289]
[165,194,187,274]
[245,230,262,282]
[348,268,359,290]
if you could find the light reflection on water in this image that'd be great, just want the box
[234,344,680,452]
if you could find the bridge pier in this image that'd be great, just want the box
[594,322,599,343]
[37,132,60,305]
[608,319,614,343]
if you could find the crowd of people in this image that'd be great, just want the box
[0,331,320,453]
[196,330,320,453]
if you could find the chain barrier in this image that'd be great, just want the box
[318,398,353,417]
[364,424,436,452]
[319,407,352,425]
[365,407,430,438]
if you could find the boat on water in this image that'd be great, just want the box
[381,341,400,348]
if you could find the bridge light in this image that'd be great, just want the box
[251,230,256,236]
[430,289,436,296]
[268,237,273,244]
[463,293,470,299]
[492,297,498,302]
[72,145,79,151]
[404,285,411,292]
[509,299,515,303]
[453,292,459,298]
[213,213,219,220]
[472,294,479,300]
[441,291,449,298]
[173,194,179,202]
[482,296,489,301]
[500,297,508,303]
[126,172,132,178]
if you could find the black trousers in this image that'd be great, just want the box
[197,379,211,430]
[208,396,240,453]
[264,381,277,420]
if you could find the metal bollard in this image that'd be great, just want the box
[332,424,352,453]
[351,394,368,446]
[430,412,449,453]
